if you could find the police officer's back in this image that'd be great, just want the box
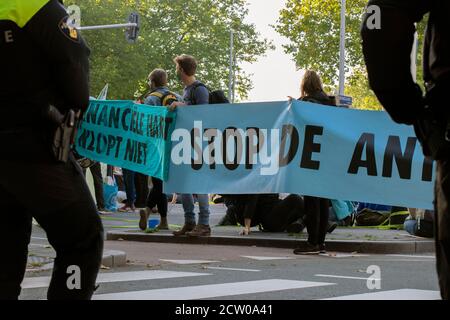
[0,0,103,300]
[361,0,450,299]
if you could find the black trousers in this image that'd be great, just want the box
[435,159,450,299]
[304,196,330,245]
[134,173,149,208]
[261,195,305,232]
[83,162,105,210]
[146,177,168,218]
[0,141,104,300]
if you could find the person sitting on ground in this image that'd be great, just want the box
[404,209,435,238]
[222,194,307,235]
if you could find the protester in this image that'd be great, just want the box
[404,209,435,238]
[171,55,212,237]
[223,194,307,235]
[291,70,336,255]
[139,68,180,230]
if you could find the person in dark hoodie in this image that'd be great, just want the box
[292,70,336,255]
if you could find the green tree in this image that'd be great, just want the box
[274,0,427,110]
[65,0,272,100]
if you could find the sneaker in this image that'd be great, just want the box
[293,242,320,255]
[319,243,326,254]
[139,208,150,231]
[186,224,211,237]
[286,219,305,233]
[173,223,196,236]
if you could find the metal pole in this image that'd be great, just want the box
[78,23,138,31]
[338,0,346,96]
[229,30,234,103]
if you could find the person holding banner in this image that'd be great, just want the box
[0,0,103,299]
[138,69,181,230]
[292,70,336,255]
[171,55,212,237]
[362,0,450,299]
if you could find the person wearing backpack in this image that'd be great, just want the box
[170,55,212,237]
[138,69,181,231]
[291,70,336,255]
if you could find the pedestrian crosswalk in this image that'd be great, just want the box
[94,279,335,300]
[21,268,441,300]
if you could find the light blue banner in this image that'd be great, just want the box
[165,100,435,210]
[75,100,177,181]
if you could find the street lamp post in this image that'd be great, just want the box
[229,30,234,103]
[338,0,346,97]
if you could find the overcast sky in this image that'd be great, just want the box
[241,0,304,103]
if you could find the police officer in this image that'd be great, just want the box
[361,0,450,299]
[0,0,103,299]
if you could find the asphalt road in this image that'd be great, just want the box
[22,240,440,300]
[22,203,440,301]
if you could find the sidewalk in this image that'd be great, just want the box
[107,225,435,254]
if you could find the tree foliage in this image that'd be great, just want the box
[274,0,427,110]
[65,0,273,100]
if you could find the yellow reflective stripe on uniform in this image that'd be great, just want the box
[0,0,50,28]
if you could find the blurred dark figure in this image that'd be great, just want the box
[361,0,450,299]
[0,0,103,299]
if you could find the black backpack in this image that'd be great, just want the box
[190,82,230,105]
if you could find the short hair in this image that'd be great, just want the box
[173,54,197,76]
[300,70,324,98]
[148,69,168,87]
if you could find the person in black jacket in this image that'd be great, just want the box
[223,194,306,235]
[291,70,335,255]
[0,0,103,300]
[361,0,450,299]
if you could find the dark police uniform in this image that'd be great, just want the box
[361,0,450,299]
[0,0,103,299]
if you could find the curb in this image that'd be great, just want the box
[25,249,127,272]
[106,231,435,254]
[101,249,127,268]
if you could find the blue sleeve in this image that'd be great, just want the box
[194,86,210,105]
[144,96,159,106]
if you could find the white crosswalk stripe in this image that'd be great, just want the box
[21,270,211,289]
[323,289,441,300]
[240,256,296,261]
[159,259,220,264]
[93,279,335,300]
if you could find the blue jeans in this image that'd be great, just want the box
[404,219,417,235]
[181,194,210,225]
[122,169,136,206]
